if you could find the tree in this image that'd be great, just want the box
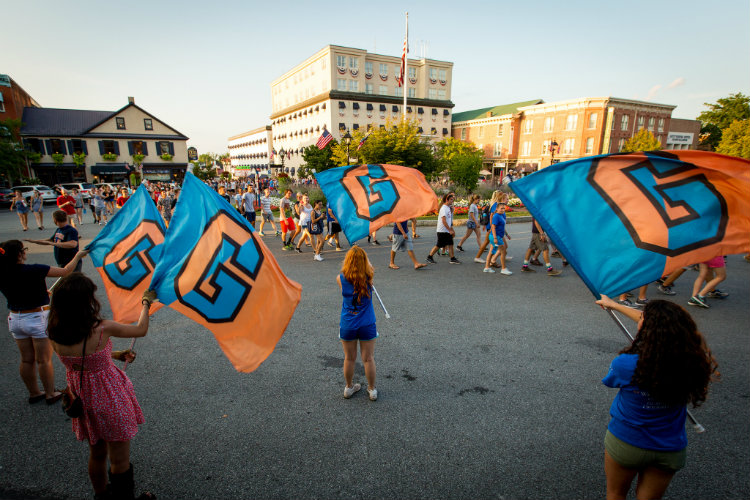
[621,128,661,153]
[301,141,338,177]
[331,121,438,178]
[0,119,28,185]
[191,160,216,181]
[433,137,484,190]
[716,119,750,159]
[697,92,750,150]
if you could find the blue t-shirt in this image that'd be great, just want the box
[393,221,408,235]
[485,202,497,230]
[51,224,79,267]
[602,353,687,451]
[339,273,376,330]
[326,203,335,222]
[491,212,506,239]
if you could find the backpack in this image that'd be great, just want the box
[479,204,491,226]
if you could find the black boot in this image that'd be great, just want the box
[109,463,155,500]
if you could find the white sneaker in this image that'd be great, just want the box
[505,255,513,261]
[327,239,335,248]
[473,257,485,264]
[314,254,324,261]
[258,231,265,236]
[483,267,496,273]
[368,388,378,401]
[344,383,361,399]
[500,268,513,275]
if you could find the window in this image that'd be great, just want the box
[69,139,87,155]
[339,123,346,131]
[542,140,550,155]
[461,128,466,140]
[658,118,665,132]
[439,69,446,81]
[524,120,533,134]
[494,143,502,156]
[430,127,437,135]
[621,114,629,131]
[637,116,644,129]
[565,114,578,131]
[337,79,347,91]
[408,67,416,79]
[144,119,153,131]
[337,55,346,68]
[618,138,626,152]
[544,117,554,132]
[379,63,388,77]
[47,138,67,155]
[99,140,119,155]
[365,83,373,95]
[429,68,437,80]
[393,65,400,77]
[429,89,437,99]
[497,124,504,136]
[349,57,358,70]
[24,138,45,155]
[648,117,655,131]
[585,137,594,154]
[156,141,173,155]
[521,141,531,156]
[438,90,446,100]
[365,62,373,75]
[563,138,575,154]
[588,113,597,129]
[116,117,126,130]
[128,140,148,155]
[408,88,416,98]
[379,85,388,96]
[349,80,359,92]
[395,87,403,97]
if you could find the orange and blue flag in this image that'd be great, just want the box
[511,151,750,297]
[315,164,438,244]
[85,185,165,323]
[149,173,302,373]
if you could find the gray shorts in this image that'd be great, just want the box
[391,233,413,252]
[529,233,548,253]
[262,211,274,222]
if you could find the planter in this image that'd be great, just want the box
[102,153,118,161]
[160,153,173,161]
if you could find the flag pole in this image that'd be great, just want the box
[372,285,391,319]
[604,308,705,433]
[122,338,136,371]
[402,11,408,123]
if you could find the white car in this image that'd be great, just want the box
[10,185,57,204]
[56,182,96,200]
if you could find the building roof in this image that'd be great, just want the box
[20,107,112,136]
[451,100,545,123]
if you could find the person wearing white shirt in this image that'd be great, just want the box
[426,193,460,264]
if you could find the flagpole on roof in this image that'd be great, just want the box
[402,12,408,123]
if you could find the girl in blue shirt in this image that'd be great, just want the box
[336,246,378,401]
[595,295,718,500]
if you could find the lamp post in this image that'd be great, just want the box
[278,147,286,174]
[343,130,352,165]
[550,140,559,166]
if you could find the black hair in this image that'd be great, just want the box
[0,240,24,271]
[47,273,103,346]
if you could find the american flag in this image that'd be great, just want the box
[357,131,371,151]
[270,149,275,161]
[396,32,408,87]
[316,128,333,149]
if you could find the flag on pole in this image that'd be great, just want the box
[86,185,165,323]
[357,131,371,151]
[511,151,750,297]
[314,164,438,244]
[270,149,275,161]
[149,173,302,372]
[316,129,333,149]
[397,29,408,87]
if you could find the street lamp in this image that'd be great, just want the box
[343,130,352,165]
[278,147,286,173]
[550,140,559,166]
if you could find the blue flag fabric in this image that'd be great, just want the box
[149,173,302,372]
[85,185,166,322]
[511,151,750,297]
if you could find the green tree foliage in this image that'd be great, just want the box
[331,121,438,178]
[716,119,750,159]
[697,93,750,150]
[301,141,338,178]
[621,128,661,153]
[0,119,27,185]
[434,137,484,190]
[191,160,216,181]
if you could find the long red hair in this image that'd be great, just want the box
[341,246,373,304]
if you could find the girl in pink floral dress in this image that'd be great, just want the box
[48,273,156,500]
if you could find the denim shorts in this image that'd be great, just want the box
[467,220,477,229]
[8,310,49,340]
[339,323,379,341]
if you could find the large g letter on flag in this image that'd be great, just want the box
[87,186,165,323]
[315,164,438,243]
[511,151,750,297]
[150,174,302,372]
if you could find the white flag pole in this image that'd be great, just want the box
[402,12,408,123]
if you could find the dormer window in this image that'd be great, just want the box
[116,117,126,130]
[144,119,153,131]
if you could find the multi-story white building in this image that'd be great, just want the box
[227,126,272,180]
[268,45,454,175]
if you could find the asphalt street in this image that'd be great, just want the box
[0,208,748,500]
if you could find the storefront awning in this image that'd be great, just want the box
[91,164,128,175]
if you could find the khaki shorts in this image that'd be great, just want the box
[605,430,686,472]
[529,233,548,253]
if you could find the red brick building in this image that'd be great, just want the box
[0,74,40,121]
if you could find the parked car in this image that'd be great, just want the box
[94,183,120,194]
[0,188,14,207]
[55,182,96,200]
[10,185,57,204]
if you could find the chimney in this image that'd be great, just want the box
[128,96,135,104]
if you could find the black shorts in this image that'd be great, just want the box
[436,232,453,247]
[330,221,341,234]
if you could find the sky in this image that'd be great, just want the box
[3,0,748,154]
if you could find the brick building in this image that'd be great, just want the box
[0,74,40,121]
[452,97,678,179]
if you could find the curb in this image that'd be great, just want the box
[414,216,532,227]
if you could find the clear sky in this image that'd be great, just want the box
[3,0,748,154]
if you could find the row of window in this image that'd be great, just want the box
[335,56,447,81]
[338,102,449,115]
[618,115,665,132]
[24,138,174,157]
[115,117,154,131]
[229,137,268,149]
[334,79,447,100]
